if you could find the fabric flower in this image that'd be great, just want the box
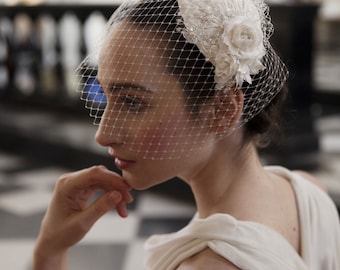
[178,0,268,90]
[222,17,264,59]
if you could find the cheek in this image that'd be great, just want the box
[134,116,189,159]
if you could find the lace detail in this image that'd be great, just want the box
[178,0,272,90]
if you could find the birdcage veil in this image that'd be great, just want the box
[76,0,288,160]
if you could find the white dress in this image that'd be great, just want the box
[144,166,340,270]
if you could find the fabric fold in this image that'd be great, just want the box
[144,166,340,270]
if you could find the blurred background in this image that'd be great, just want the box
[0,0,339,269]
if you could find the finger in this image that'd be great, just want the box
[79,166,134,203]
[123,191,134,204]
[116,200,129,218]
[81,191,123,227]
[82,166,131,190]
[93,166,132,189]
[58,166,131,195]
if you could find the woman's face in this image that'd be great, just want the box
[95,23,214,189]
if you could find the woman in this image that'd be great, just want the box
[33,0,340,269]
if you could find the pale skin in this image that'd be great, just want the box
[33,23,326,270]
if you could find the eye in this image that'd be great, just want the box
[119,95,146,112]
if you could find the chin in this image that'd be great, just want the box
[122,171,154,190]
[122,171,170,191]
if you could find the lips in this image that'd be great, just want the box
[114,157,136,170]
[108,148,136,170]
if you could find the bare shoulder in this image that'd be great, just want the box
[176,248,240,270]
[294,170,328,192]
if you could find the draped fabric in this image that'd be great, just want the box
[145,166,340,270]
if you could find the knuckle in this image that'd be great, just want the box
[56,172,72,186]
[87,165,104,176]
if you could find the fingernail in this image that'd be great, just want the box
[126,192,134,203]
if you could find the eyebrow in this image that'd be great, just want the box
[97,79,153,94]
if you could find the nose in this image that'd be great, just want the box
[95,112,124,147]
[95,123,111,147]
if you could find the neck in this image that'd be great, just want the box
[181,138,267,219]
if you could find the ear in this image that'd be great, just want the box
[211,88,244,134]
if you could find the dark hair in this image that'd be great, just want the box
[123,0,287,147]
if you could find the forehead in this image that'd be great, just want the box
[98,22,177,90]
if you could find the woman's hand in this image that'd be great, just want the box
[33,166,133,270]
